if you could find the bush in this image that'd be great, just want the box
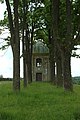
[0,78,12,81]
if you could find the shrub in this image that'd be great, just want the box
[0,78,12,81]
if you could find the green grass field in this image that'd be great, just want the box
[0,81,80,120]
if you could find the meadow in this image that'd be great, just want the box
[0,81,80,120]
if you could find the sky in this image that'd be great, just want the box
[0,3,80,78]
[0,2,12,78]
[0,2,23,78]
[0,29,23,78]
[71,57,80,77]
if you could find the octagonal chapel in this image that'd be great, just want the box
[32,40,50,81]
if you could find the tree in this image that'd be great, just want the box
[21,0,29,87]
[5,0,20,91]
[50,0,62,85]
[50,0,74,91]
[62,0,73,91]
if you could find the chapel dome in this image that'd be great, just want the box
[33,40,49,54]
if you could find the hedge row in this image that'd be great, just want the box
[0,78,12,81]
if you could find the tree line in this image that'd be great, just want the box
[0,0,80,92]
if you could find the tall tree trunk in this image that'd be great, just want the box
[28,21,34,83]
[62,0,73,91]
[49,54,55,83]
[5,0,20,91]
[50,0,60,84]
[22,0,32,84]
[26,38,32,84]
[25,25,31,83]
[22,29,28,87]
[22,0,29,86]
[56,49,63,87]
[13,0,20,91]
[48,29,55,83]
[62,50,73,91]
[13,47,20,91]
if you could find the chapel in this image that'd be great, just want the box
[32,40,50,81]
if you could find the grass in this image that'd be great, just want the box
[0,81,80,120]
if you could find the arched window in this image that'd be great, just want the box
[36,58,42,67]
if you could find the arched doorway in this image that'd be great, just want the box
[36,73,42,81]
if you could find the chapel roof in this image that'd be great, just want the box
[33,40,49,54]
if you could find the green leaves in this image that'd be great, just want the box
[0,36,10,50]
[0,0,4,3]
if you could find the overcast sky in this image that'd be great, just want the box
[0,3,80,78]
[0,46,23,78]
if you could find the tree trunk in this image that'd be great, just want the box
[56,49,63,87]
[25,25,32,83]
[61,0,73,91]
[50,0,60,84]
[22,0,29,87]
[49,56,55,83]
[22,0,32,84]
[5,0,20,91]
[48,29,55,83]
[62,50,73,91]
[29,21,34,83]
[22,29,28,87]
[13,0,20,91]
[13,47,20,91]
